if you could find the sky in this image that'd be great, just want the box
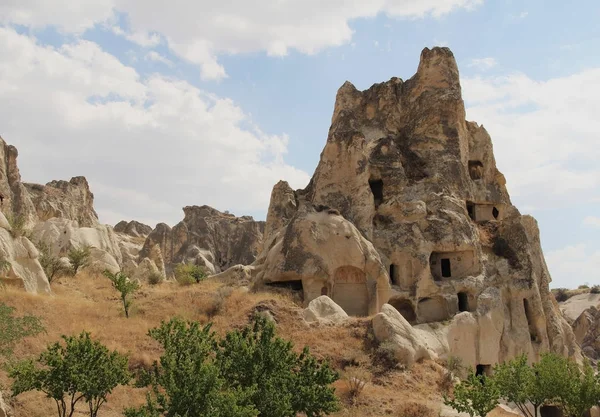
[0,0,598,289]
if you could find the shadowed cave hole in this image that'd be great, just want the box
[389,298,416,323]
[369,179,383,208]
[457,292,470,312]
[468,160,484,180]
[476,364,492,378]
[389,264,397,285]
[540,406,564,417]
[492,206,499,219]
[441,258,452,278]
[266,280,303,291]
[524,298,539,343]
[466,201,475,221]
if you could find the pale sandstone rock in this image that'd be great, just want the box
[114,220,152,238]
[139,206,264,276]
[0,391,12,417]
[211,264,255,283]
[303,296,348,324]
[0,212,50,293]
[572,306,600,360]
[372,304,435,367]
[130,257,162,283]
[248,46,579,366]
[560,293,600,322]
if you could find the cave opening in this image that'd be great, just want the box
[457,292,469,312]
[441,258,452,278]
[369,179,384,208]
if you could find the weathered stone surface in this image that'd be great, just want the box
[24,177,98,227]
[249,47,579,366]
[139,205,264,276]
[0,213,49,293]
[573,306,600,360]
[0,391,12,417]
[303,296,349,324]
[114,220,152,237]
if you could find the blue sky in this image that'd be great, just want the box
[0,0,598,288]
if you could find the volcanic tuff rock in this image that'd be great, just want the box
[139,205,265,276]
[250,47,579,366]
[573,306,600,360]
[114,220,153,238]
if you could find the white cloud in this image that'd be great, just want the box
[583,216,600,228]
[111,25,161,47]
[0,0,482,80]
[468,57,497,71]
[144,51,173,67]
[546,244,600,289]
[0,27,310,226]
[463,69,600,212]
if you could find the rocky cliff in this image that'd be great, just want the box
[139,205,265,276]
[250,47,579,366]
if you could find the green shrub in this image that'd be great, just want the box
[373,340,402,372]
[37,240,68,283]
[553,288,570,302]
[444,371,499,417]
[126,315,340,417]
[0,303,44,361]
[148,272,163,286]
[10,331,130,417]
[103,270,139,318]
[67,245,91,275]
[174,263,206,285]
[6,213,27,238]
[578,284,590,289]
[591,285,600,294]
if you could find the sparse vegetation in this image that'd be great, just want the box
[444,371,499,417]
[147,271,163,286]
[6,213,27,238]
[591,285,600,294]
[10,331,130,417]
[174,263,206,285]
[37,240,69,283]
[0,302,44,361]
[67,245,91,275]
[373,340,403,373]
[344,366,371,402]
[396,401,436,417]
[553,288,570,302]
[206,286,233,317]
[103,270,139,318]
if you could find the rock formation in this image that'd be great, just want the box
[250,47,579,366]
[114,220,152,238]
[573,306,600,360]
[139,205,264,276]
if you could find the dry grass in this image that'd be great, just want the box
[0,272,446,417]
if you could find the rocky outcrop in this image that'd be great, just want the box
[114,220,152,238]
[24,177,98,227]
[139,205,264,276]
[0,212,50,293]
[0,391,12,417]
[573,306,600,360]
[249,47,579,366]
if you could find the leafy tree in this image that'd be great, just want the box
[67,246,91,275]
[217,315,339,417]
[127,315,340,417]
[553,357,600,417]
[174,263,206,285]
[494,355,545,417]
[103,270,139,318]
[0,303,44,361]
[37,241,69,283]
[444,371,499,417]
[10,331,130,417]
[124,318,257,417]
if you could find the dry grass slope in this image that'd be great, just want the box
[0,272,448,417]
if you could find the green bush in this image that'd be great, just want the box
[67,245,91,275]
[126,315,340,417]
[0,303,44,361]
[148,272,163,286]
[174,263,206,285]
[578,284,589,289]
[10,331,130,417]
[6,213,27,238]
[444,371,499,417]
[553,288,570,302]
[103,270,139,318]
[591,285,600,294]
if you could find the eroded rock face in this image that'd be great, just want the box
[251,47,579,366]
[573,306,600,360]
[114,220,152,238]
[303,296,349,325]
[139,205,264,275]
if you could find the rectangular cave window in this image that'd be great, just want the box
[369,179,384,208]
[468,160,484,180]
[441,258,452,278]
[389,264,397,285]
[524,298,539,343]
[466,201,475,221]
[476,364,492,378]
[458,292,469,312]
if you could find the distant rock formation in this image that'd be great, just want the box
[573,306,600,360]
[114,220,152,238]
[250,47,579,366]
[139,205,265,276]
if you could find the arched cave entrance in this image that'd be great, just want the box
[388,297,416,323]
[369,179,384,208]
[492,206,499,219]
[332,266,369,316]
[468,160,484,180]
[524,298,540,343]
[321,286,328,296]
[457,292,470,312]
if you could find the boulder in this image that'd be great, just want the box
[303,296,348,324]
[250,46,580,365]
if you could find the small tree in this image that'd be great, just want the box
[174,263,206,285]
[555,358,600,417]
[444,371,499,417]
[37,241,69,283]
[103,270,139,318]
[67,246,91,275]
[0,303,44,361]
[494,355,545,417]
[10,331,130,417]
